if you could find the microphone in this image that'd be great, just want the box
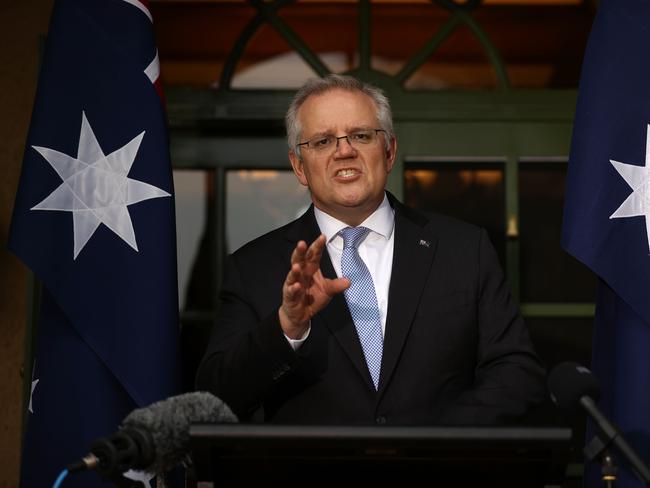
[548,362,650,485]
[69,391,237,479]
[547,361,600,412]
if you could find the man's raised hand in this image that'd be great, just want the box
[279,235,349,339]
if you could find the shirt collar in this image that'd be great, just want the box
[314,193,395,244]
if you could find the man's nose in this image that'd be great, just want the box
[334,136,356,156]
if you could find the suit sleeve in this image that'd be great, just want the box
[440,228,546,425]
[195,253,304,420]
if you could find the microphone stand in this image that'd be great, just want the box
[581,396,650,487]
[584,435,617,488]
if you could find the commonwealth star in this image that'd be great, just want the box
[31,112,170,259]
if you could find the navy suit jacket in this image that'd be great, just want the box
[196,194,545,425]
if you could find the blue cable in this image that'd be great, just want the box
[52,468,68,488]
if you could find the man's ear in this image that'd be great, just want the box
[289,150,309,187]
[385,136,397,173]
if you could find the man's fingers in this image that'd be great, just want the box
[304,235,326,277]
[305,234,326,263]
[282,235,332,321]
[284,281,302,300]
[323,277,350,297]
[289,236,326,282]
[285,263,301,286]
[290,240,308,265]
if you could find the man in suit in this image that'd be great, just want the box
[196,74,545,425]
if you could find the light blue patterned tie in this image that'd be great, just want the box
[340,226,383,390]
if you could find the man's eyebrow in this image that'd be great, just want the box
[347,125,374,132]
[304,126,374,139]
[307,131,333,139]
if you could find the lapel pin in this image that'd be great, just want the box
[419,239,430,248]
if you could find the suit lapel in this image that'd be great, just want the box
[284,206,321,260]
[378,198,437,397]
[285,207,375,390]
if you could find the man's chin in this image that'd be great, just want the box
[335,195,383,218]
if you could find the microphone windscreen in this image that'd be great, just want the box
[547,361,601,411]
[121,391,237,473]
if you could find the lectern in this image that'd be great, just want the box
[190,424,573,487]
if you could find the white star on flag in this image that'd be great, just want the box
[30,112,170,259]
[610,124,650,252]
[123,469,155,488]
[29,378,39,414]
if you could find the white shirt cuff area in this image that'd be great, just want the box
[284,324,311,350]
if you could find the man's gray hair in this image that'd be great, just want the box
[285,74,395,158]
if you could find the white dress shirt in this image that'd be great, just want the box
[286,194,395,349]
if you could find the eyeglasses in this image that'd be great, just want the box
[297,129,386,154]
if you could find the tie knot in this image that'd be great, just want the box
[340,226,370,250]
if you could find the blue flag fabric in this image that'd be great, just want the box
[9,0,181,486]
[562,0,650,485]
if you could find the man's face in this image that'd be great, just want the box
[289,89,396,226]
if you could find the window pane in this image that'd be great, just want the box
[519,162,597,302]
[152,2,592,89]
[176,169,310,391]
[175,170,214,392]
[174,169,212,311]
[403,23,498,91]
[226,170,311,253]
[404,163,505,266]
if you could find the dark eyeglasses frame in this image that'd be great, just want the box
[296,129,387,153]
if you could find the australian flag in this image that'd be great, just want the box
[9,0,181,486]
[562,0,650,486]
